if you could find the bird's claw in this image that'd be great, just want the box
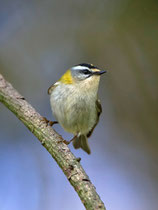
[58,136,77,145]
[58,139,72,145]
[42,117,58,127]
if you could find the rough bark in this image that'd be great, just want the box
[0,73,106,210]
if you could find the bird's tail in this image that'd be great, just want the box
[73,135,91,154]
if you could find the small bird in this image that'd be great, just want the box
[48,63,106,154]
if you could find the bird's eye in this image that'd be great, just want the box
[82,70,91,75]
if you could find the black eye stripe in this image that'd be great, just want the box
[80,69,91,75]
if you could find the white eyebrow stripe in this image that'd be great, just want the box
[72,66,89,71]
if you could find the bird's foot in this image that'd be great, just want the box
[42,117,58,127]
[49,120,58,126]
[58,136,77,145]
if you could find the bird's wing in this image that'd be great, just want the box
[87,99,102,138]
[47,82,59,95]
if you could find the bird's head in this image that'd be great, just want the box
[58,63,107,86]
[71,63,107,81]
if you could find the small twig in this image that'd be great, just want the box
[0,73,106,210]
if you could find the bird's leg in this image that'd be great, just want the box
[59,135,77,145]
[49,120,58,126]
[42,117,58,127]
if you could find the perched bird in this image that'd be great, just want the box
[48,63,106,154]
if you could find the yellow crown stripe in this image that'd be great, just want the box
[58,70,74,84]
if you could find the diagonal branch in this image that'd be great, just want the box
[0,73,106,210]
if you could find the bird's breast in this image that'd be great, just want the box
[50,79,99,135]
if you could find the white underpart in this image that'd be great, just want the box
[54,81,60,86]
[50,76,100,135]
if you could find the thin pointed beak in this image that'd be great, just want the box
[92,70,107,75]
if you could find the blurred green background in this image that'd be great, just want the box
[0,0,158,210]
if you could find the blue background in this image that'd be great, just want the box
[0,0,158,209]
